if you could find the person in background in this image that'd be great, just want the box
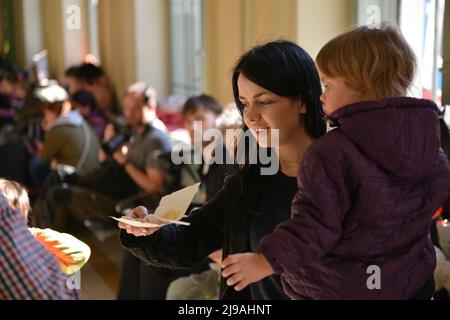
[63,63,121,116]
[28,84,100,192]
[36,85,100,176]
[0,70,27,123]
[71,90,108,140]
[165,100,242,300]
[39,82,172,231]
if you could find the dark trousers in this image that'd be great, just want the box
[117,251,210,300]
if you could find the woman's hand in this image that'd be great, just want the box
[117,206,161,237]
[221,252,274,291]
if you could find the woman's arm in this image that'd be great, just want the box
[120,178,232,269]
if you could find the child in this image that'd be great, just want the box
[0,188,76,299]
[221,23,450,299]
[0,178,91,277]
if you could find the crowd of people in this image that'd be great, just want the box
[1,22,450,300]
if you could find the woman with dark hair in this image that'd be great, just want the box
[118,40,326,299]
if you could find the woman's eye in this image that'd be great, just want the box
[258,101,272,106]
[241,102,250,108]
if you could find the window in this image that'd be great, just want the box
[169,0,204,98]
[400,0,445,103]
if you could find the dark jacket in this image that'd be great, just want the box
[259,97,450,299]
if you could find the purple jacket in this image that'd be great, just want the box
[259,97,450,299]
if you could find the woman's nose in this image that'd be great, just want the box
[244,104,260,122]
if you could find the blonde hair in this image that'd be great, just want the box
[0,178,30,219]
[316,23,417,100]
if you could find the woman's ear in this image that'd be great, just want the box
[297,102,307,114]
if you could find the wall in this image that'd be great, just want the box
[41,0,65,79]
[134,0,170,98]
[297,0,356,59]
[98,0,136,96]
[443,0,450,105]
[22,0,44,68]
[204,0,300,105]
[61,0,89,68]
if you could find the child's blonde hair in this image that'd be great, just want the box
[0,178,30,219]
[316,23,417,100]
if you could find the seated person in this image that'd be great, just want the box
[37,82,172,231]
[28,84,100,190]
[0,69,27,123]
[70,90,108,140]
[63,63,121,116]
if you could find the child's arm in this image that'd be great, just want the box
[259,144,351,275]
[221,252,274,291]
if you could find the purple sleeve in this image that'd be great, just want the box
[259,144,351,274]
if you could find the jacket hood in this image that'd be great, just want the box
[329,97,442,181]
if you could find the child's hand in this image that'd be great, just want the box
[221,252,274,291]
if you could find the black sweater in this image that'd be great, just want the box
[121,164,298,300]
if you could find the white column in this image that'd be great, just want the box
[61,0,89,68]
[134,0,170,98]
[22,0,44,68]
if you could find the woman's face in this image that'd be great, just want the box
[237,75,304,148]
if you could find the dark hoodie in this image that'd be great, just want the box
[259,97,450,299]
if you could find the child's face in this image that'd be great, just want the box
[319,70,361,115]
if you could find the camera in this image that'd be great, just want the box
[101,125,132,155]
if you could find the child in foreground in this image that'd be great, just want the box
[0,178,90,276]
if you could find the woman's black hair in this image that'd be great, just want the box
[224,40,326,204]
[232,40,326,139]
[71,90,97,109]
